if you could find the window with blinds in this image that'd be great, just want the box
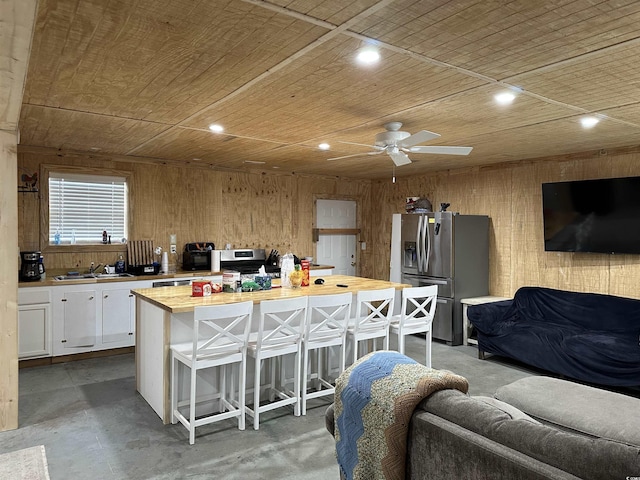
[49,172,128,245]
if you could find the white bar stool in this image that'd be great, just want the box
[170,300,253,444]
[347,287,395,364]
[246,296,308,430]
[390,285,438,367]
[301,292,352,415]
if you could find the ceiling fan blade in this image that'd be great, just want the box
[388,150,412,166]
[338,140,382,149]
[327,150,384,161]
[408,145,473,155]
[397,130,440,148]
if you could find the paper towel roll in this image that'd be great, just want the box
[211,250,221,273]
[161,251,169,274]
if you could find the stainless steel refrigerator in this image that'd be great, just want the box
[391,212,489,345]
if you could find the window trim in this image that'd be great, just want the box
[40,164,133,254]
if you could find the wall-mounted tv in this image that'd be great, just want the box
[542,176,640,254]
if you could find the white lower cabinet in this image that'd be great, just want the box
[18,288,52,359]
[45,278,154,357]
[100,287,134,348]
[52,285,98,356]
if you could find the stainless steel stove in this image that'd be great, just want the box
[218,249,281,278]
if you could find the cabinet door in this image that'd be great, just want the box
[102,288,134,345]
[18,303,51,358]
[62,290,97,348]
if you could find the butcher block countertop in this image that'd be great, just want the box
[131,275,408,314]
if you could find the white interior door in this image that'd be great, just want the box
[316,199,357,276]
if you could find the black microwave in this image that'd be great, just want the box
[182,242,215,271]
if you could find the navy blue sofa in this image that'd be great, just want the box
[468,286,640,387]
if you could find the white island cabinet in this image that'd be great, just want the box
[18,288,52,359]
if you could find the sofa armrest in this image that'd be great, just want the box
[325,404,335,437]
[467,300,513,334]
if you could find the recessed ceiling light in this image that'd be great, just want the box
[580,116,599,129]
[208,124,224,133]
[318,143,330,150]
[494,92,516,105]
[356,48,380,65]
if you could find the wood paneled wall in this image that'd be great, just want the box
[369,147,640,300]
[18,149,374,276]
[18,145,640,300]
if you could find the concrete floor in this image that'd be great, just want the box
[0,336,542,479]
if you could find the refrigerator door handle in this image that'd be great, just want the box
[423,214,430,273]
[416,214,423,274]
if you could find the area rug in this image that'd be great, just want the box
[0,445,50,480]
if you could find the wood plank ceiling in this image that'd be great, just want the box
[18,0,640,179]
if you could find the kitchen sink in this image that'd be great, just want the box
[54,273,134,281]
[94,273,135,278]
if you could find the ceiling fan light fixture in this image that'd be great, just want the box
[318,143,330,150]
[580,116,599,129]
[208,123,224,133]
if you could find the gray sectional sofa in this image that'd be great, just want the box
[326,376,640,479]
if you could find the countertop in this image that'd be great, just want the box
[131,275,407,314]
[18,265,335,288]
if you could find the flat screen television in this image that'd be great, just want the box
[542,176,640,254]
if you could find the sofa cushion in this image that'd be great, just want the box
[512,286,640,333]
[495,376,640,448]
[421,388,640,480]
[473,396,541,425]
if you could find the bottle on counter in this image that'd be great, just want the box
[115,255,126,273]
[289,264,303,289]
[280,253,295,288]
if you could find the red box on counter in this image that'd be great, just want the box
[192,281,212,297]
[301,260,310,287]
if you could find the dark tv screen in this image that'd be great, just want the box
[542,176,640,254]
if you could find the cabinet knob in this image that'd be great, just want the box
[104,294,109,298]
[89,296,94,300]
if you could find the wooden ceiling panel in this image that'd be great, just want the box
[510,42,640,112]
[183,35,486,142]
[17,0,640,179]
[268,0,382,25]
[18,105,169,153]
[351,0,640,79]
[23,0,329,123]
[600,104,640,126]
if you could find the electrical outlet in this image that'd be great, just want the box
[170,245,177,254]
[361,242,366,250]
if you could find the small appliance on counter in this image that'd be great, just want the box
[183,242,215,271]
[20,251,42,281]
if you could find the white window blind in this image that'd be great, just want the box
[49,172,128,245]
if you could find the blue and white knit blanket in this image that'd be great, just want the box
[334,351,468,480]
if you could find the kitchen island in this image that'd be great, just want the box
[132,275,408,423]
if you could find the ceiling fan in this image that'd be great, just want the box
[327,122,472,166]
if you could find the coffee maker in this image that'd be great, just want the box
[20,251,41,281]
